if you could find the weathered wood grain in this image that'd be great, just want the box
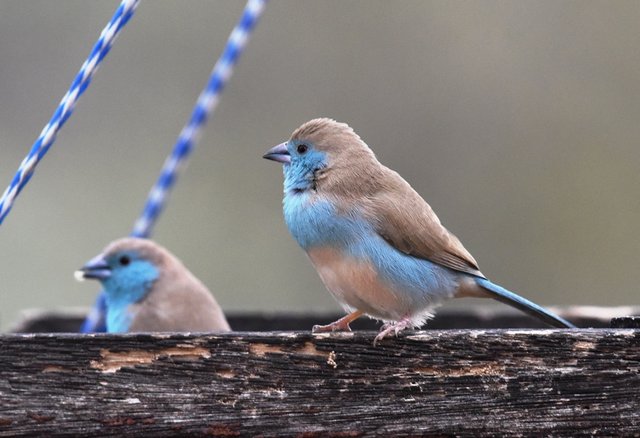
[1,329,639,436]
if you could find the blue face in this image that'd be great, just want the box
[82,250,159,332]
[100,251,159,303]
[282,140,328,194]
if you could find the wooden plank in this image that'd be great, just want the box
[1,329,639,436]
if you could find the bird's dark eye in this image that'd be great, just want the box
[119,255,131,266]
[297,144,308,154]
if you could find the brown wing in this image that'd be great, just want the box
[363,168,485,278]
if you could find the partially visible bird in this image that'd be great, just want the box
[75,237,230,333]
[264,118,575,344]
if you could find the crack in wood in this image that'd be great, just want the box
[41,365,69,373]
[216,369,236,379]
[249,343,284,357]
[413,362,507,377]
[90,346,211,373]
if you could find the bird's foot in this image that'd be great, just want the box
[373,318,412,346]
[312,310,364,333]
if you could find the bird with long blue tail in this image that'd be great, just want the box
[264,118,576,345]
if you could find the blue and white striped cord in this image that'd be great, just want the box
[80,0,267,333]
[131,0,267,238]
[0,0,140,226]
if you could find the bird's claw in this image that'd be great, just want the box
[312,310,364,334]
[312,322,353,333]
[373,319,412,346]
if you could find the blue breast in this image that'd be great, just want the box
[102,259,159,333]
[106,304,134,333]
[283,194,459,299]
[283,193,366,249]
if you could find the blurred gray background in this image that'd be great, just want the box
[0,1,638,330]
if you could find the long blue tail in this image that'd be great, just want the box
[476,277,576,328]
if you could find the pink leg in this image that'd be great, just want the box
[312,310,365,333]
[373,317,413,346]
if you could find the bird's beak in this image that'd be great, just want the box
[263,142,290,164]
[74,254,111,282]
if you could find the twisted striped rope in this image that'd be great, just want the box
[131,0,267,238]
[0,0,140,225]
[80,0,268,333]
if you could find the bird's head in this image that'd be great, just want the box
[263,118,379,195]
[75,238,163,305]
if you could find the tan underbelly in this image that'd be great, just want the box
[307,246,408,320]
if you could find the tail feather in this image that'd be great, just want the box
[476,277,576,328]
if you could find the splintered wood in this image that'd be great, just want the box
[1,329,639,436]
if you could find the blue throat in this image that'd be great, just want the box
[282,144,326,194]
[101,259,159,333]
